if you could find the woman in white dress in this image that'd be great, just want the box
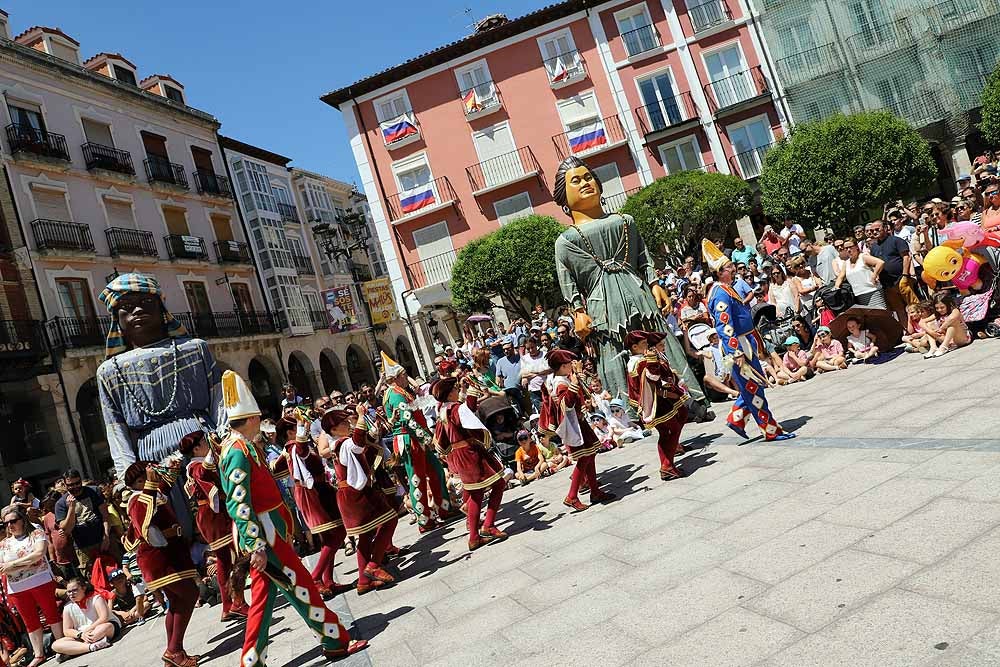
[767,266,800,317]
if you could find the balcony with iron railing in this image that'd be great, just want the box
[873,92,946,128]
[542,50,587,87]
[775,44,845,88]
[82,142,135,175]
[144,155,189,189]
[466,146,541,195]
[929,0,1000,35]
[621,24,660,58]
[687,0,733,33]
[48,311,279,350]
[845,18,915,63]
[6,124,71,162]
[31,219,94,253]
[386,176,458,223]
[164,234,208,261]
[293,254,315,275]
[703,66,770,114]
[635,92,699,137]
[553,114,627,160]
[405,248,457,291]
[277,201,299,223]
[379,112,422,149]
[458,81,503,120]
[729,143,775,180]
[0,320,45,360]
[310,310,328,330]
[214,240,252,264]
[602,187,642,213]
[106,227,158,258]
[193,171,233,199]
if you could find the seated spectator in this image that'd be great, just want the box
[813,296,835,328]
[792,317,814,349]
[588,414,617,451]
[922,293,971,358]
[107,566,146,625]
[514,430,548,484]
[845,316,879,363]
[680,288,712,328]
[781,336,811,383]
[810,326,847,373]
[52,578,119,658]
[606,399,649,443]
[690,327,740,400]
[903,302,934,354]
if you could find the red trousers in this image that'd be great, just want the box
[8,580,58,633]
[655,406,688,472]
[463,477,505,538]
[160,578,198,654]
[355,517,398,586]
[311,525,347,589]
[566,454,599,502]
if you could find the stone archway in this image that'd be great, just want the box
[75,378,112,476]
[248,357,281,418]
[319,349,347,394]
[395,336,418,377]
[287,351,319,403]
[345,344,375,390]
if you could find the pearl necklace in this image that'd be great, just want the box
[113,338,181,418]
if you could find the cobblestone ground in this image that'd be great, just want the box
[82,340,1000,666]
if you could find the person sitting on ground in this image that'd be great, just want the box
[781,336,811,383]
[689,327,740,400]
[810,326,847,373]
[514,430,548,484]
[107,566,146,625]
[813,296,835,328]
[922,293,971,358]
[51,578,119,659]
[845,316,879,362]
[533,431,569,472]
[903,302,934,354]
[606,399,649,443]
[588,414,617,451]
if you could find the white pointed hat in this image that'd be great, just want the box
[702,239,730,272]
[222,370,260,421]
[381,350,405,379]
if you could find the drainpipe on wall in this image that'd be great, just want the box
[2,165,89,475]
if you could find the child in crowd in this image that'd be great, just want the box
[845,316,879,362]
[903,302,934,354]
[781,336,811,383]
[588,414,617,451]
[514,430,548,484]
[810,325,847,373]
[606,399,650,443]
[814,296,835,328]
[534,431,569,472]
[922,293,971,358]
[587,378,612,417]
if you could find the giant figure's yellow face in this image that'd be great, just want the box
[923,246,962,281]
[564,166,602,212]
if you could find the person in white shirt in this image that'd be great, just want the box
[780,219,805,255]
[519,338,550,414]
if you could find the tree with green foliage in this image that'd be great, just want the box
[760,111,937,236]
[450,214,565,318]
[620,170,752,263]
[980,66,1000,146]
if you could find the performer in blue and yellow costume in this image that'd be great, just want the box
[702,240,796,442]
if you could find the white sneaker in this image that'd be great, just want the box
[90,637,111,651]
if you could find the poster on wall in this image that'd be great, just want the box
[362,277,397,326]
[323,286,359,333]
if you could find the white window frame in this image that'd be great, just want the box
[634,65,693,129]
[657,134,705,174]
[470,121,527,191]
[494,192,533,226]
[614,3,658,58]
[536,28,585,87]
[725,113,775,179]
[391,152,442,215]
[700,39,754,109]
[373,88,421,148]
[454,59,500,119]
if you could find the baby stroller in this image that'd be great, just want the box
[477,395,520,469]
[959,246,1000,338]
[753,303,797,352]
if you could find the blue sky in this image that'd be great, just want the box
[11,0,546,184]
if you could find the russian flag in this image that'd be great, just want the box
[400,187,436,214]
[383,119,418,144]
[569,123,607,153]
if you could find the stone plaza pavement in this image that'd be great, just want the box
[82,340,1000,666]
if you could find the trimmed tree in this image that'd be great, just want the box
[620,170,752,263]
[450,214,565,318]
[980,65,1000,145]
[760,111,937,236]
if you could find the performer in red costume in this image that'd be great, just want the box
[180,431,249,621]
[430,376,507,551]
[539,349,616,512]
[123,462,200,667]
[274,412,351,598]
[625,331,689,481]
[324,406,399,595]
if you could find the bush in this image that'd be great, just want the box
[980,66,1000,146]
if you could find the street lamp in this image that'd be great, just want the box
[311,213,382,375]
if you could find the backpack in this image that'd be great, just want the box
[816,284,854,315]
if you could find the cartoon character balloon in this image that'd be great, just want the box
[922,224,1000,294]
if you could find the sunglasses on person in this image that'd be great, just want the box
[817,331,830,337]
[770,271,783,277]
[3,519,19,526]
[833,242,844,249]
[987,191,1000,198]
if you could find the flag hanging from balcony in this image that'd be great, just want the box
[382,118,418,144]
[550,59,570,83]
[568,121,607,154]
[400,185,436,214]
[462,88,482,114]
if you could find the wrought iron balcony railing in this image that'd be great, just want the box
[466,146,541,193]
[730,143,775,179]
[82,142,135,175]
[845,18,914,62]
[542,50,587,86]
[193,171,233,198]
[928,0,1000,35]
[621,24,660,57]
[31,219,94,252]
[405,248,457,290]
[106,227,158,257]
[602,187,642,213]
[214,240,252,264]
[635,92,699,135]
[457,80,503,118]
[144,155,189,189]
[688,0,733,33]
[386,176,458,222]
[293,254,315,275]
[380,111,422,148]
[552,114,626,159]
[310,310,328,330]
[164,234,208,261]
[775,43,844,87]
[0,320,45,360]
[6,124,70,161]
[703,66,770,113]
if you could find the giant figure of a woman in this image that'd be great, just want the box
[552,157,709,416]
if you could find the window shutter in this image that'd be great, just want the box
[104,198,135,228]
[557,93,599,125]
[494,193,533,225]
[31,187,71,221]
[49,42,79,64]
[82,119,114,147]
[162,207,189,235]
[211,214,233,241]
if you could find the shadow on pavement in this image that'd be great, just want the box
[677,449,718,477]
[496,493,560,536]
[781,414,812,432]
[353,604,415,640]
